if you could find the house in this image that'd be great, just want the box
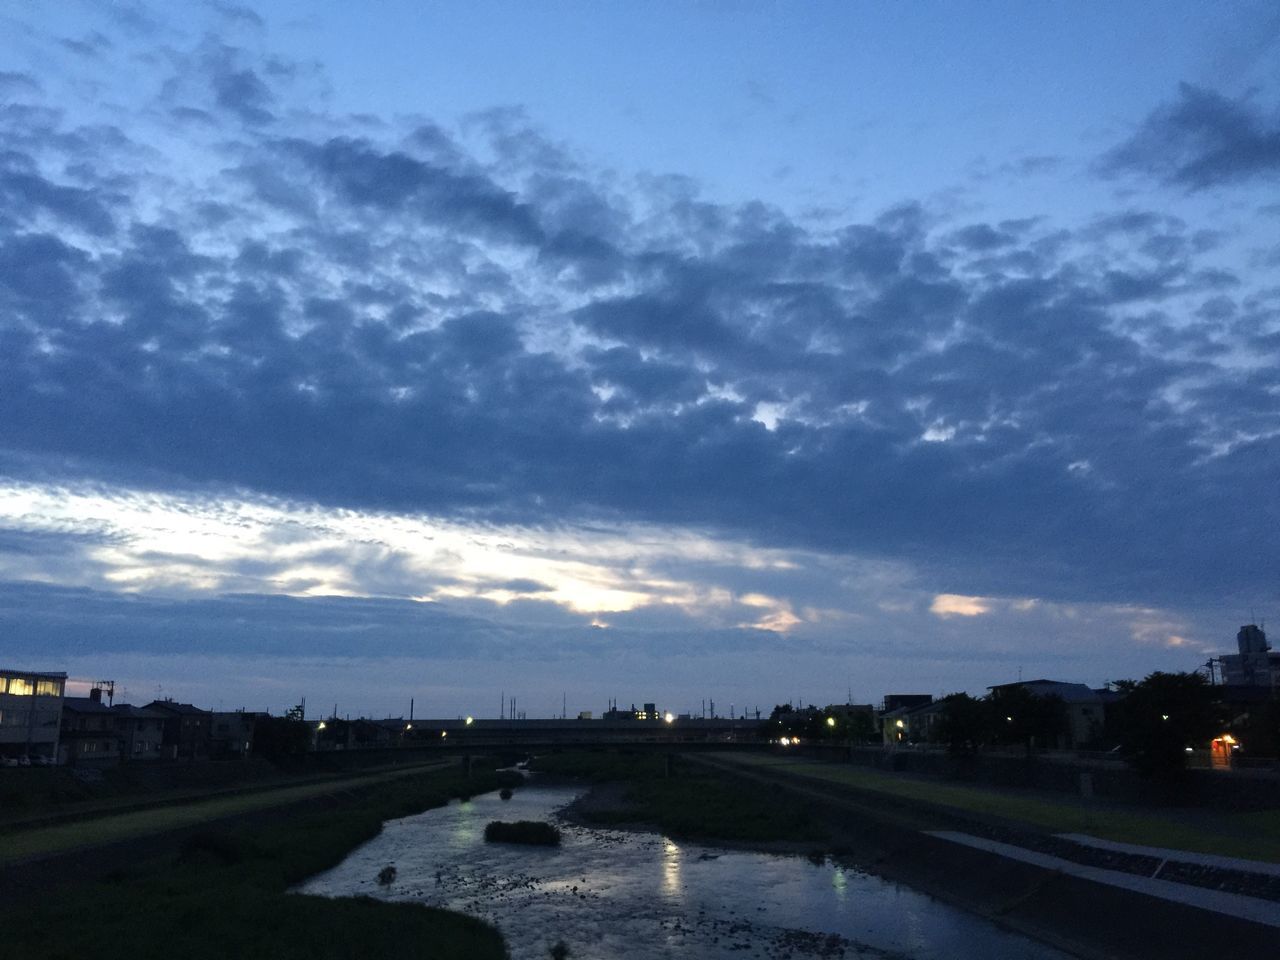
[0,669,65,763]
[144,700,213,760]
[210,711,263,759]
[112,704,168,762]
[880,697,942,746]
[59,694,120,766]
[987,679,1114,749]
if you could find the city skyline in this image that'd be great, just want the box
[1,1,1278,717]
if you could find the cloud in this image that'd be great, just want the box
[0,27,1276,622]
[930,594,991,618]
[1099,83,1280,189]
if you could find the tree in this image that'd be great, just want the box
[990,687,1068,752]
[933,693,993,755]
[1117,671,1220,780]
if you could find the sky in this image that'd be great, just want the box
[1,1,1278,719]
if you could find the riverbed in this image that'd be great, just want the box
[297,781,1073,959]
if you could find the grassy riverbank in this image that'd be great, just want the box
[0,763,521,960]
[530,751,828,844]
[718,754,1280,863]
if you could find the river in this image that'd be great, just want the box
[297,780,1073,959]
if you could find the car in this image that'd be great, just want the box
[30,754,53,767]
[16,756,31,767]
[0,757,17,768]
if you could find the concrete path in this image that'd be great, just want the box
[926,830,1280,928]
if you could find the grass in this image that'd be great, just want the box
[484,820,561,845]
[1,761,449,864]
[0,763,522,960]
[716,753,1280,863]
[529,750,827,844]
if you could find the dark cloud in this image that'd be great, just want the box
[0,50,1276,615]
[0,71,41,93]
[1100,83,1280,189]
[282,136,545,245]
[0,156,117,236]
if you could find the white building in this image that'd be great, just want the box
[1220,624,1280,689]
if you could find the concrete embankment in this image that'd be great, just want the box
[692,753,1280,960]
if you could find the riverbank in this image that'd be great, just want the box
[700,753,1280,960]
[531,749,1279,960]
[0,761,522,960]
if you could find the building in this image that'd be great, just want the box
[1220,624,1280,689]
[881,694,933,713]
[144,700,212,760]
[0,669,65,763]
[987,679,1115,749]
[59,693,120,766]
[880,697,943,746]
[113,704,167,762]
[210,711,263,759]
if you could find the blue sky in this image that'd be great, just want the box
[0,1,1277,718]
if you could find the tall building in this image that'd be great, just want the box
[1220,624,1280,689]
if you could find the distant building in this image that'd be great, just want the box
[880,697,942,746]
[59,694,120,766]
[211,711,264,759]
[145,700,212,760]
[881,694,933,713]
[987,679,1116,748]
[603,702,663,721]
[112,703,167,761]
[1220,624,1280,689]
[0,669,65,762]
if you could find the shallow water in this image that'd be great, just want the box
[298,782,1071,960]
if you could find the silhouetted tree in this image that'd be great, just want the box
[990,687,1068,752]
[933,693,993,755]
[1118,672,1219,780]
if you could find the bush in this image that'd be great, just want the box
[483,820,561,846]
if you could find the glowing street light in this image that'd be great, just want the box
[664,712,674,723]
[465,716,474,725]
[826,716,836,728]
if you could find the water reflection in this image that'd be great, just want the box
[661,838,681,900]
[298,782,1070,960]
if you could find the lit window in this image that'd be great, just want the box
[7,678,33,697]
[35,680,62,697]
